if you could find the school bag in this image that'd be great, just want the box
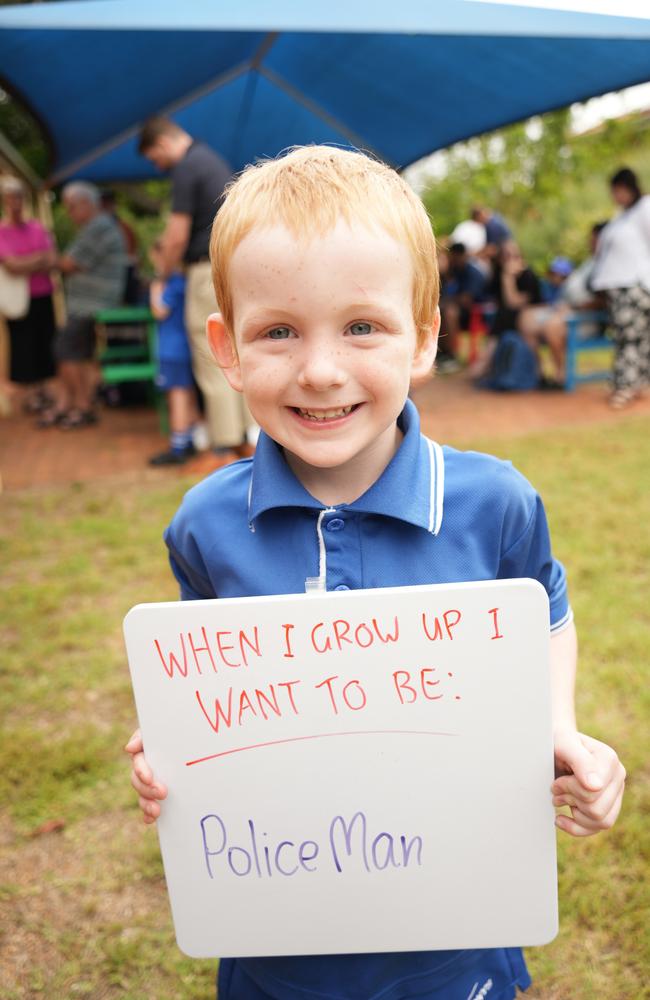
[479,329,539,391]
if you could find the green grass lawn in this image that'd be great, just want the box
[1,416,649,999]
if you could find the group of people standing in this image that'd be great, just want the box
[0,178,127,427]
[0,115,254,465]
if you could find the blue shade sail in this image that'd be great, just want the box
[1,0,649,182]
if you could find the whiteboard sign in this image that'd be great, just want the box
[123,579,558,958]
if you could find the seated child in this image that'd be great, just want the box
[148,241,199,465]
[127,146,625,999]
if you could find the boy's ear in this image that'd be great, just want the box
[410,307,440,385]
[206,313,243,392]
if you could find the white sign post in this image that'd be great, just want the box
[124,579,558,958]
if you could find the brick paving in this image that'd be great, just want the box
[1,376,648,494]
[0,402,166,493]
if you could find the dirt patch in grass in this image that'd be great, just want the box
[0,811,193,1000]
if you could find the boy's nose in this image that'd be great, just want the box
[297,344,346,390]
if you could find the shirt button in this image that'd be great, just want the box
[326,518,345,531]
[334,584,350,591]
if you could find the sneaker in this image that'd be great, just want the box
[149,444,196,466]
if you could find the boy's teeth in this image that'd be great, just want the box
[299,406,353,420]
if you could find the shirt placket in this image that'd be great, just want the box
[320,509,363,592]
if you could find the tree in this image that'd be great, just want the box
[420,106,650,270]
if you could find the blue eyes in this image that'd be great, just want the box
[266,327,293,340]
[264,322,374,339]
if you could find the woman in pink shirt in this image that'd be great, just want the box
[0,176,57,411]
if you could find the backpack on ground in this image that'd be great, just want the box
[479,330,540,392]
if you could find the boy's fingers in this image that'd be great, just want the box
[555,813,597,837]
[139,796,161,820]
[554,731,624,795]
[556,796,622,837]
[124,728,143,754]
[132,754,154,787]
[551,774,602,802]
[131,771,167,800]
[552,781,622,823]
[551,769,623,806]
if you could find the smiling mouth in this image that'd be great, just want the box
[292,405,359,422]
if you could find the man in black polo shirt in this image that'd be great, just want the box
[139,117,252,470]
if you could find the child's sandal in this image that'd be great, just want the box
[36,408,68,428]
[59,409,98,430]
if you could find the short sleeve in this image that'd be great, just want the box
[171,163,196,216]
[498,481,572,633]
[67,220,106,270]
[164,519,217,602]
[161,275,185,311]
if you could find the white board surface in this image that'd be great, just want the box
[123,579,558,958]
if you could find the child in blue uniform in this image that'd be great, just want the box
[127,147,625,998]
[148,241,199,465]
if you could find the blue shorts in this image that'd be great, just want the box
[155,358,194,390]
[217,950,531,1000]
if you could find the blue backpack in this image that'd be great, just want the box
[480,330,539,392]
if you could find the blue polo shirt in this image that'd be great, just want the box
[164,399,571,999]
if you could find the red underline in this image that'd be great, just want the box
[185,729,458,767]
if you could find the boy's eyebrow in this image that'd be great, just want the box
[239,301,406,323]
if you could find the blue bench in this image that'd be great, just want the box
[564,310,612,392]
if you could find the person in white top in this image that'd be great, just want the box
[590,167,650,408]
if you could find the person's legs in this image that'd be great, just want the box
[58,360,81,408]
[42,318,98,427]
[517,305,541,343]
[544,312,568,384]
[468,335,498,379]
[185,261,251,450]
[518,305,566,387]
[608,286,650,404]
[168,385,199,433]
[149,384,199,466]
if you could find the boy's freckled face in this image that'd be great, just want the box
[224,221,435,497]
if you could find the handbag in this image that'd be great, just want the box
[0,265,29,319]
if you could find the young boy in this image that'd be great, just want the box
[127,146,625,999]
[148,241,199,465]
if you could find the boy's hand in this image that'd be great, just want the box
[124,728,168,825]
[552,728,625,837]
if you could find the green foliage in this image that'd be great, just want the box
[421,108,650,271]
[0,87,50,177]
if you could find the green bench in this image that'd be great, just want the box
[96,306,167,429]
